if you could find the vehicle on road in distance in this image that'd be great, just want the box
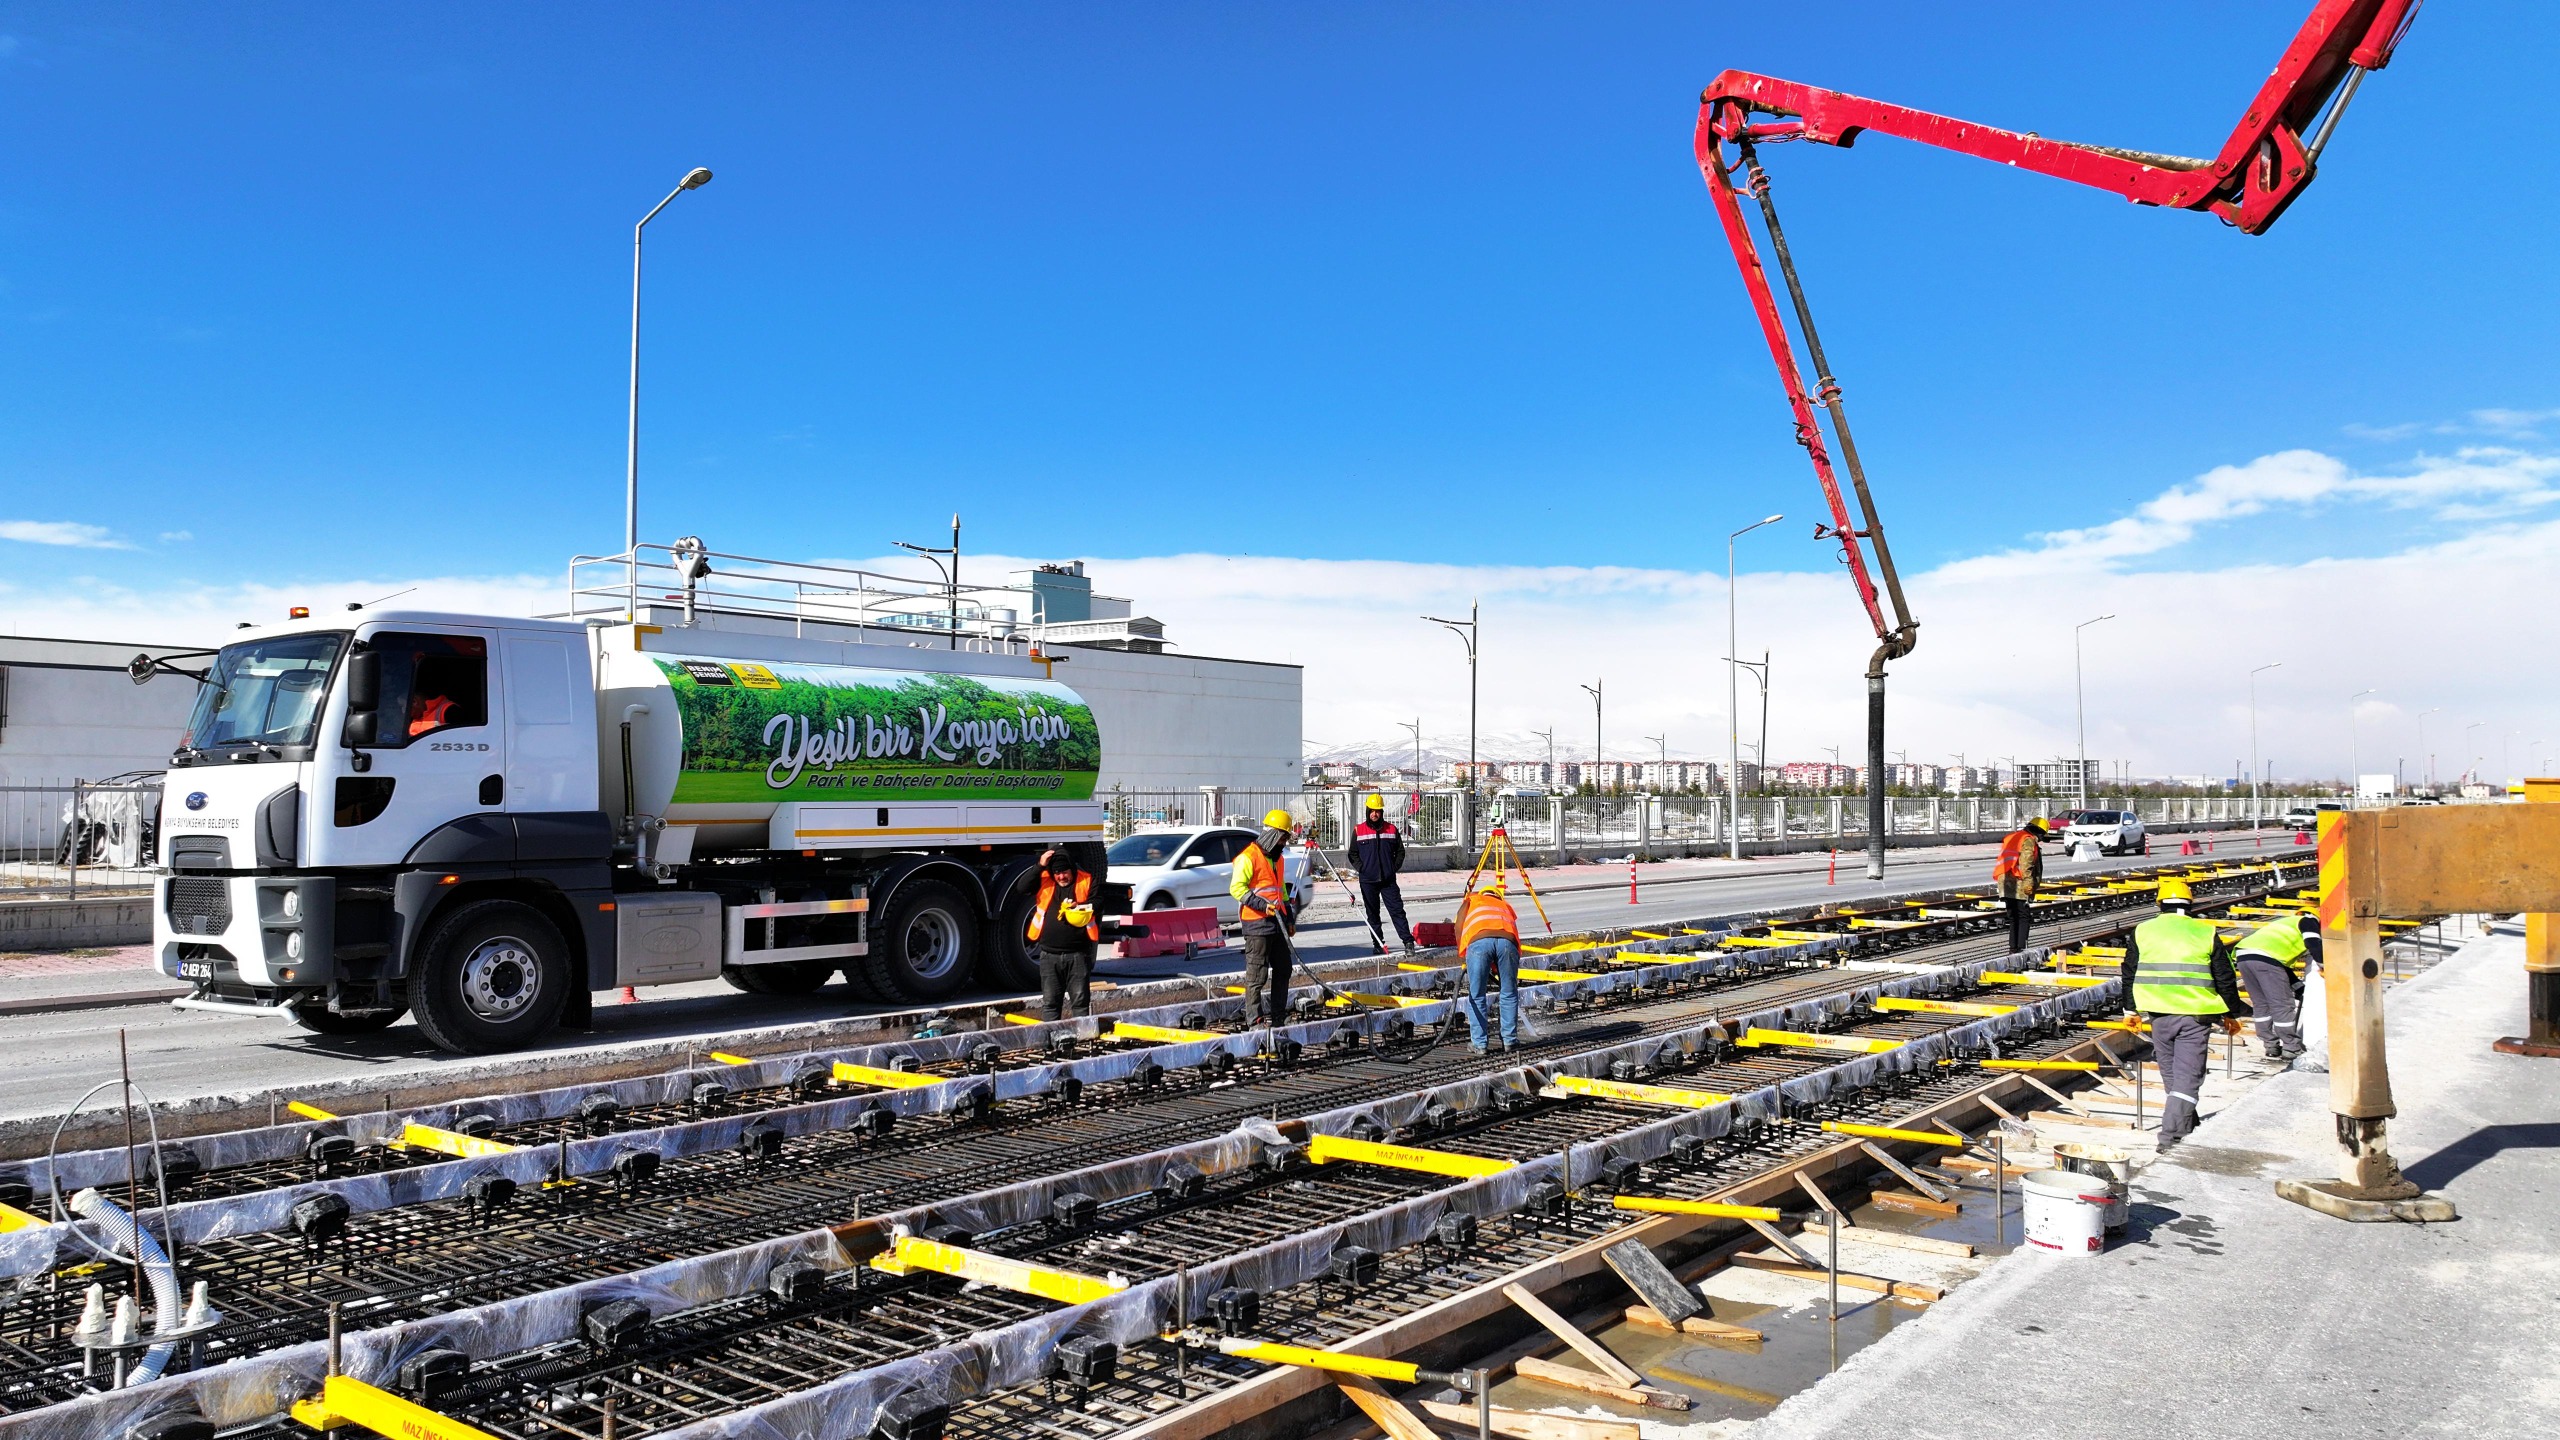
[1108,826,1311,924]
[2061,809,2147,856]
[2279,803,2322,828]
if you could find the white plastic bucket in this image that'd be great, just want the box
[2020,1169,2109,1256]
[2052,1143,2132,1230]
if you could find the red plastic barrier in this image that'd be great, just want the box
[2296,829,2314,844]
[1114,906,1226,959]
[1414,921,1458,950]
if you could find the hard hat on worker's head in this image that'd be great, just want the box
[1263,808,1295,831]
[1042,848,1076,874]
[2156,877,2193,906]
[1364,794,1386,812]
[2024,817,2048,834]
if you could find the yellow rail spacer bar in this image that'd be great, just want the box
[1542,1075,1732,1108]
[1305,1133,1514,1179]
[396,1123,522,1160]
[707,1051,754,1066]
[1111,1020,1213,1045]
[2077,945,2127,957]
[1612,1195,1783,1222]
[1979,1059,2102,1071]
[1980,971,2111,989]
[2085,1019,2150,1032]
[869,1235,1126,1304]
[286,1101,339,1123]
[0,1203,49,1234]
[1820,1120,1965,1147]
[291,1373,502,1440]
[1874,996,2018,1018]
[1214,1338,1422,1383]
[1395,962,1438,972]
[1001,1012,1046,1026]
[1737,1028,1901,1054]
[832,1062,946,1090]
[1518,967,1606,984]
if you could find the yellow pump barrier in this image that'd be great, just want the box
[1819,1120,1965,1147]
[1304,1133,1514,1179]
[869,1235,1126,1305]
[1611,1195,1783,1222]
[1737,1028,1900,1055]
[1874,996,2017,1018]
[831,1062,945,1090]
[292,1374,501,1440]
[1541,1076,1732,1109]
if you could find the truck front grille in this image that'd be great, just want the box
[166,877,232,936]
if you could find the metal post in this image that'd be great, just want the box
[1476,1369,1492,1440]
[2249,662,2281,829]
[2074,614,2113,809]
[1993,1130,2007,1247]
[1728,516,1782,858]
[327,1302,342,1377]
[67,780,78,903]
[626,167,714,621]
[1826,1217,1839,1371]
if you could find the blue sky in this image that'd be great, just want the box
[2,4,2553,778]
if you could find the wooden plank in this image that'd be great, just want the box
[1596,1240,1702,1327]
[1798,1220,1973,1259]
[1499,1282,1643,1388]
[1869,1189,1961,1218]
[1794,1171,1843,1216]
[1412,1399,1639,1440]
[1857,1141,1948,1202]
[1336,1377,1437,1440]
[1743,1218,1822,1268]
[1513,1356,1689,1411]
[1728,1252,1944,1301]
[1621,1305,1762,1346]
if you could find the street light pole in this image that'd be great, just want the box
[1423,600,1480,848]
[1532,728,1554,790]
[2073,614,2114,808]
[893,516,963,651]
[1727,514,1783,858]
[2347,688,2377,788]
[2465,721,2485,788]
[626,166,715,620]
[2248,662,2281,829]
[1580,681,1604,795]
[2416,707,2442,792]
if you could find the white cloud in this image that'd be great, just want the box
[157,530,194,543]
[0,519,133,550]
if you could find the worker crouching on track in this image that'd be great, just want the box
[1993,817,2047,954]
[1231,810,1299,1025]
[1028,849,1100,1022]
[2124,878,2245,1150]
[2233,909,2319,1063]
[1350,795,1416,954]
[1457,877,1522,1054]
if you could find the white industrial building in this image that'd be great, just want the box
[0,636,202,782]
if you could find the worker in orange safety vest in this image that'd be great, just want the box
[1456,877,1522,1053]
[1993,817,2047,955]
[1026,848,1100,1021]
[1229,810,1299,1024]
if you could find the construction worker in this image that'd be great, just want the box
[1230,809,1298,1025]
[1349,795,1416,954]
[1993,818,2047,954]
[1456,876,1522,1053]
[2123,877,2245,1150]
[2233,909,2320,1062]
[1026,848,1100,1022]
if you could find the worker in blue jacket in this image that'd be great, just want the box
[1349,795,1416,954]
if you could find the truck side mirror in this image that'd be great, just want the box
[343,651,381,747]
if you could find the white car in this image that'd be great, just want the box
[1107,827,1312,923]
[2278,804,2323,828]
[2061,809,2147,856]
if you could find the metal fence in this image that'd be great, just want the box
[0,778,163,899]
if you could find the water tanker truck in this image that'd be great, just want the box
[136,610,1110,1053]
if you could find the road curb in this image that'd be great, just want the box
[0,987,188,1017]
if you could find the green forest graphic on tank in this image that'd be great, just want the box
[652,655,1100,802]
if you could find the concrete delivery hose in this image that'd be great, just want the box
[69,1188,181,1385]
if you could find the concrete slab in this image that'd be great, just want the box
[1747,926,2560,1439]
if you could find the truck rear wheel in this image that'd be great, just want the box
[979,878,1041,993]
[721,961,835,995]
[407,900,571,1055]
[861,880,978,1005]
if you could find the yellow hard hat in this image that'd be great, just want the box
[1364,794,1386,810]
[1263,808,1295,830]
[1476,876,1507,895]
[2156,877,2193,904]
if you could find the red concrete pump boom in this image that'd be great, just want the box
[1693,0,2417,878]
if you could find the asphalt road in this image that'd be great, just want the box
[0,829,2303,1123]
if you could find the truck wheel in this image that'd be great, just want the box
[861,880,978,1004]
[721,961,835,995]
[978,879,1042,992]
[290,1000,407,1036]
[406,900,571,1054]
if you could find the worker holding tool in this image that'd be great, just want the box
[2233,910,2320,1063]
[1456,877,1522,1054]
[1349,795,1416,954]
[1026,848,1100,1022]
[1231,809,1299,1025]
[1993,817,2047,954]
[2123,878,2245,1151]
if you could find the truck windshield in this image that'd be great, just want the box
[178,633,345,762]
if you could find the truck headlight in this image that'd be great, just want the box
[285,931,303,960]
[282,889,301,920]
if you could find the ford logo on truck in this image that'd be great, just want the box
[185,792,208,811]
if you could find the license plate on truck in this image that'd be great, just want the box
[178,960,215,981]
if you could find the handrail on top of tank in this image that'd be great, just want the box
[563,541,1132,641]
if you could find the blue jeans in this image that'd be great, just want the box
[1463,936,1519,1048]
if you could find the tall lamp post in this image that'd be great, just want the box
[2415,706,2442,792]
[894,515,963,650]
[1423,601,1481,849]
[1398,719,1424,785]
[1532,728,1555,789]
[626,166,715,619]
[2073,614,2114,808]
[2248,662,2281,829]
[2346,688,2377,790]
[1727,513,1784,858]
[2465,721,2486,788]
[1580,681,1604,795]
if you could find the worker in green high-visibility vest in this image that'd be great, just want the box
[2232,910,2320,1064]
[2122,877,2244,1151]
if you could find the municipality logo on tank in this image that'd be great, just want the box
[185,792,208,811]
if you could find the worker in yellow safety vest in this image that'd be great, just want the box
[2122,877,2245,1149]
[1993,818,2047,955]
[1229,809,1299,1024]
[1026,848,1100,1022]
[1456,877,1522,1053]
[2233,910,2320,1064]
